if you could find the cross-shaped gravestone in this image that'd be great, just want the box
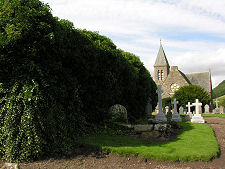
[171,98,182,122]
[192,99,202,115]
[215,99,219,108]
[186,102,192,114]
[191,99,205,123]
[155,85,167,122]
[156,85,163,114]
[171,99,178,114]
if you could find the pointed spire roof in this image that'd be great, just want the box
[154,43,169,67]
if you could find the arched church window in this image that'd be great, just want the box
[158,70,160,80]
[161,70,163,80]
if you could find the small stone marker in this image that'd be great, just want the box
[145,97,152,116]
[171,98,182,122]
[220,106,225,114]
[204,104,210,114]
[155,85,167,122]
[179,106,184,114]
[191,99,205,123]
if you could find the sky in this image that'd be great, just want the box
[42,0,225,88]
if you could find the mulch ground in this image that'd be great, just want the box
[1,117,225,169]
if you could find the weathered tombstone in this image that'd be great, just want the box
[184,109,187,115]
[186,102,193,121]
[171,98,182,122]
[204,104,210,114]
[179,106,184,114]
[191,99,205,123]
[220,106,225,114]
[145,97,152,116]
[108,104,128,123]
[165,106,169,115]
[155,85,167,122]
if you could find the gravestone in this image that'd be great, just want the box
[171,99,182,122]
[220,106,225,114]
[145,97,152,116]
[215,99,219,109]
[184,109,187,115]
[186,102,192,120]
[155,104,159,114]
[179,106,184,114]
[191,99,205,123]
[108,104,128,123]
[155,85,167,122]
[204,104,210,114]
[165,106,169,115]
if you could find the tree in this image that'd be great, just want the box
[173,85,210,109]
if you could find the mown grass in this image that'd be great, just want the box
[202,114,225,118]
[80,122,219,162]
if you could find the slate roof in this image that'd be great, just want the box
[185,72,211,93]
[154,44,170,66]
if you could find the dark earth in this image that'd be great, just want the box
[1,117,225,169]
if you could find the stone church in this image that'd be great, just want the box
[154,43,213,102]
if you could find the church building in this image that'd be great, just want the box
[154,43,213,103]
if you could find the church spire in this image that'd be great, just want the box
[154,43,169,67]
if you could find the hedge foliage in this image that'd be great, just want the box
[0,0,157,162]
[173,85,210,110]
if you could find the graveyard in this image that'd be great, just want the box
[1,0,225,169]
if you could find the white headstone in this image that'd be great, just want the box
[204,104,210,114]
[191,99,205,123]
[219,106,225,114]
[155,85,167,122]
[179,106,184,114]
[215,99,219,109]
[171,99,182,122]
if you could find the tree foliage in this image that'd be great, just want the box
[173,85,210,109]
[0,0,157,162]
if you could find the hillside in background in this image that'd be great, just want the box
[213,80,225,99]
[213,95,225,107]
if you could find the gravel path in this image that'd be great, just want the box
[1,117,225,169]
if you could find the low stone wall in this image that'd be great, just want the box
[132,119,181,141]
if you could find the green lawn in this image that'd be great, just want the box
[202,114,225,118]
[80,122,219,162]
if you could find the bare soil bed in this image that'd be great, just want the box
[1,117,225,169]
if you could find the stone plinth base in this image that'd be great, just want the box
[191,114,205,123]
[171,113,182,122]
[155,113,167,122]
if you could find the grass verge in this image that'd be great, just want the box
[202,114,225,118]
[80,122,219,162]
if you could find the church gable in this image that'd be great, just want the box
[162,66,190,98]
[186,72,211,93]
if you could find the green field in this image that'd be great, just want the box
[203,114,225,118]
[80,122,219,162]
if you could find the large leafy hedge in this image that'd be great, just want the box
[0,0,157,162]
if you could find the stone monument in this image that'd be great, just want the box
[191,99,205,123]
[171,99,182,122]
[220,106,225,114]
[204,104,210,114]
[186,102,193,120]
[213,99,220,114]
[179,106,184,114]
[145,97,152,116]
[155,85,167,122]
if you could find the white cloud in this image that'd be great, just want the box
[42,0,225,88]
